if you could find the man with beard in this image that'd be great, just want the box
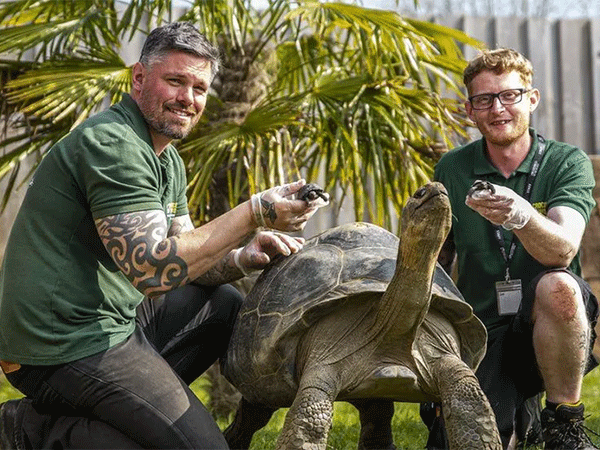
[423,48,598,450]
[0,22,322,449]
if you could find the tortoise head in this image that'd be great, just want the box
[375,182,452,338]
[399,182,452,264]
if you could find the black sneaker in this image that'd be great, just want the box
[515,394,544,449]
[0,399,26,450]
[515,427,544,449]
[541,403,599,450]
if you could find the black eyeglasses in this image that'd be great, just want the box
[469,88,530,110]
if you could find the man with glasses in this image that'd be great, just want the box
[424,48,598,449]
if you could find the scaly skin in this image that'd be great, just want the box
[434,355,502,450]
[275,385,334,450]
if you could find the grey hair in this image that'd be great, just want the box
[139,22,220,81]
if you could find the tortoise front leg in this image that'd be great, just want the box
[433,355,502,450]
[275,368,337,450]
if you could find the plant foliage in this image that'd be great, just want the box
[0,0,482,228]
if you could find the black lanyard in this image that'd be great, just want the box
[491,134,547,281]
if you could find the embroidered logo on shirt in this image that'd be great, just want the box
[532,201,547,216]
[166,202,178,219]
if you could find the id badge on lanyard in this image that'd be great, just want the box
[494,232,523,316]
[496,278,522,315]
[491,134,546,316]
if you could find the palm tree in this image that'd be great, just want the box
[0,0,480,229]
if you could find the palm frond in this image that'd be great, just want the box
[180,0,254,54]
[0,1,120,59]
[180,93,307,221]
[292,69,466,226]
[5,51,130,128]
[0,0,483,226]
[117,0,173,39]
[0,123,65,180]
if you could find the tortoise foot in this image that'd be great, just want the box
[435,357,502,450]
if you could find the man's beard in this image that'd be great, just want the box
[479,116,530,147]
[147,116,189,140]
[137,94,196,141]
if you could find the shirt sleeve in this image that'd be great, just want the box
[546,149,596,223]
[172,149,189,217]
[75,124,165,219]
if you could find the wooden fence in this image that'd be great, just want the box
[431,15,600,155]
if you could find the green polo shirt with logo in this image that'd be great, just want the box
[434,128,595,335]
[0,94,189,365]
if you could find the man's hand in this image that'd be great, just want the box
[466,182,535,230]
[251,180,327,231]
[234,231,305,275]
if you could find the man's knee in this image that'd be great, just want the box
[534,271,584,323]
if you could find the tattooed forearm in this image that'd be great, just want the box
[193,250,243,286]
[169,214,195,237]
[95,211,190,296]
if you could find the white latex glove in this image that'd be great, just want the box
[251,180,328,231]
[465,181,535,230]
[233,231,305,275]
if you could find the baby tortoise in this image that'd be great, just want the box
[297,183,330,204]
[467,179,495,198]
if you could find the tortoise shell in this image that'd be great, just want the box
[222,222,486,405]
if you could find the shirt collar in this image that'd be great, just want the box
[117,93,178,159]
[473,128,538,177]
[118,93,155,150]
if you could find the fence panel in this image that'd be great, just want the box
[436,15,600,155]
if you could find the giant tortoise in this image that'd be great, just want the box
[222,182,501,450]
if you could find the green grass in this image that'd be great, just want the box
[2,369,600,449]
[237,367,600,449]
[237,401,428,450]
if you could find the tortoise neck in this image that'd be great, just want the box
[374,240,440,339]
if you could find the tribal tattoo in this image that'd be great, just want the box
[193,250,241,286]
[95,210,189,296]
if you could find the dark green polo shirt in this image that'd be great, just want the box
[434,128,595,334]
[0,94,188,365]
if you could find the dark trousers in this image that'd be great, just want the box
[422,269,599,449]
[5,283,243,449]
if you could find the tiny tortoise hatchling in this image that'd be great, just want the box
[467,179,496,199]
[222,182,501,450]
[296,182,330,204]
